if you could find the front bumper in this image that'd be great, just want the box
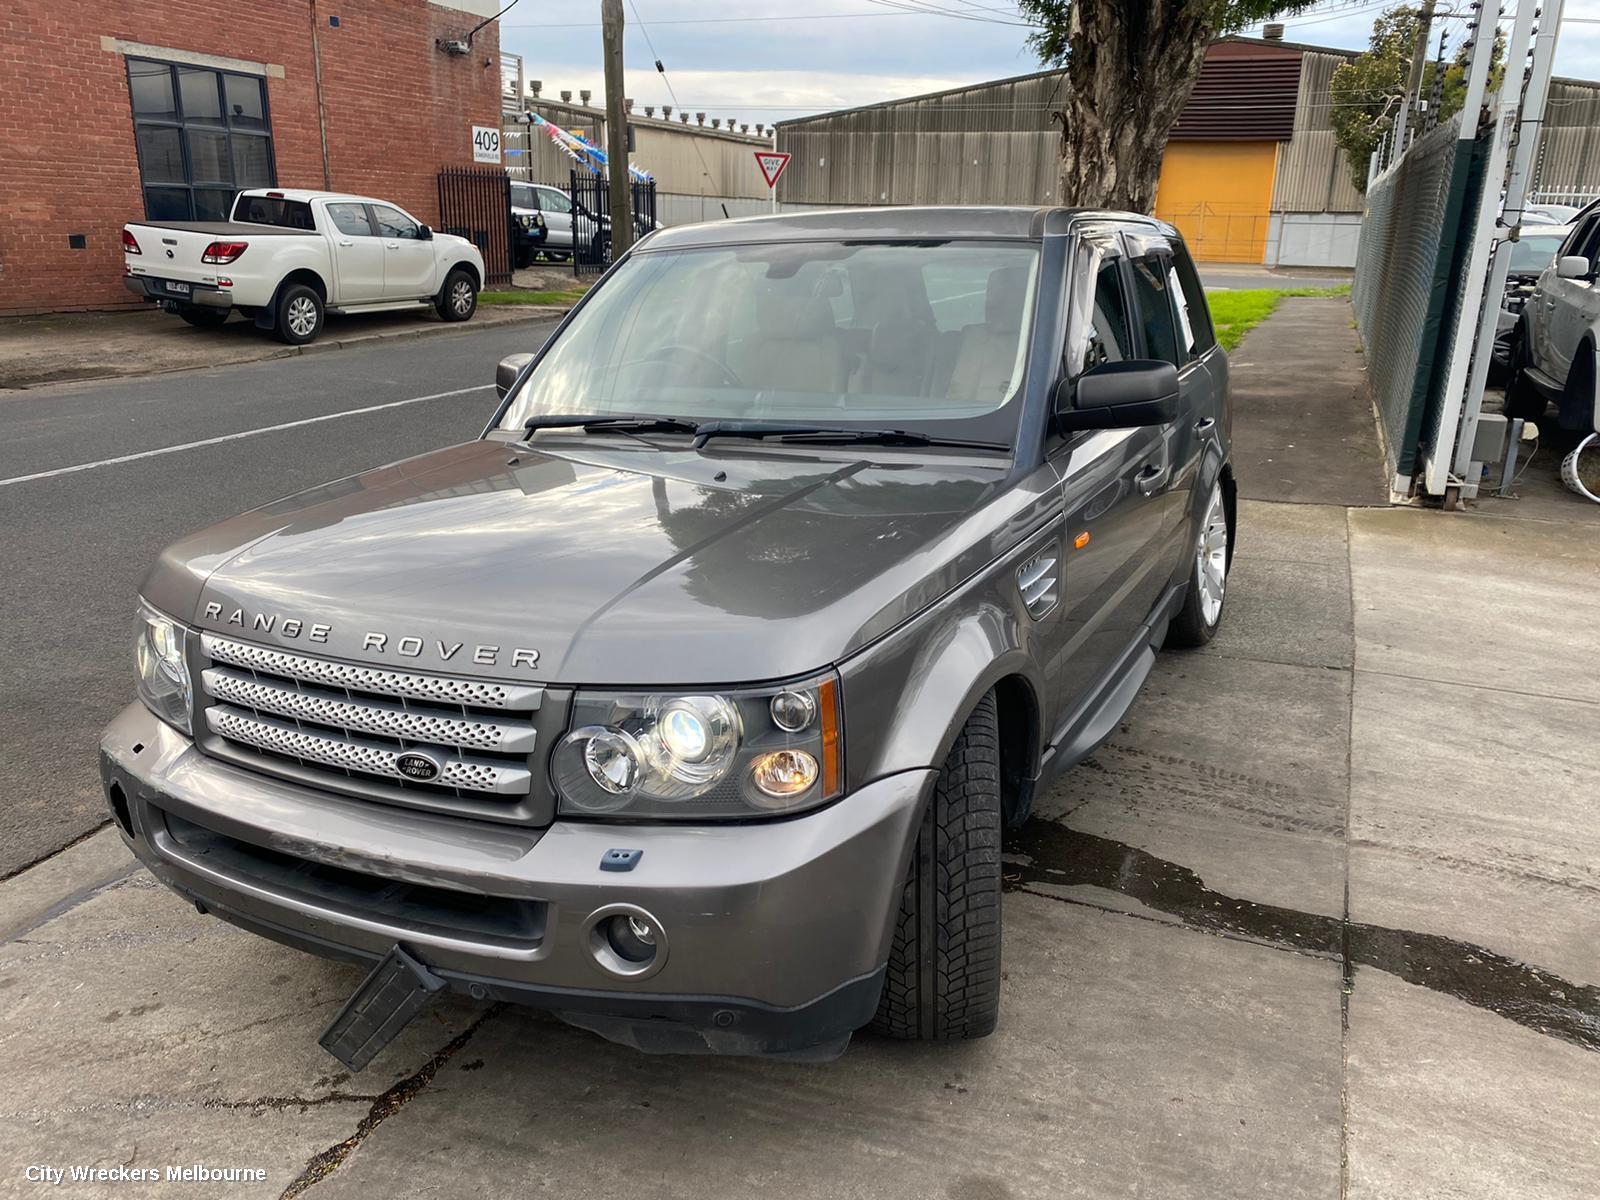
[99,703,930,1056]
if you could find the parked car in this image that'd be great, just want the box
[1521,203,1582,225]
[1505,201,1600,432]
[100,207,1233,1067]
[508,182,549,268]
[520,182,657,262]
[122,188,487,345]
[1491,224,1572,383]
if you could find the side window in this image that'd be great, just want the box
[1082,259,1133,375]
[371,204,420,239]
[1130,255,1181,366]
[1170,245,1216,356]
[1559,217,1597,260]
[539,188,573,214]
[326,203,373,237]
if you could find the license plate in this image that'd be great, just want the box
[164,281,191,296]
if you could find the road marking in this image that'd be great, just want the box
[0,385,493,488]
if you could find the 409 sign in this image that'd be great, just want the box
[472,125,501,164]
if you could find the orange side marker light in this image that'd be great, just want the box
[1073,531,1091,550]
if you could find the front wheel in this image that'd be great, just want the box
[871,691,1002,1042]
[1166,479,1229,648]
[437,269,478,322]
[274,284,323,346]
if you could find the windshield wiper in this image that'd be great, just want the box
[522,414,699,439]
[691,420,1007,452]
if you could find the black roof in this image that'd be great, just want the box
[641,205,1168,249]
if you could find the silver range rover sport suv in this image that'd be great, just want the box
[101,207,1234,1065]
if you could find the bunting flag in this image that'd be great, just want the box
[527,113,653,183]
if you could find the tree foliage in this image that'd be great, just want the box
[1018,0,1319,66]
[1328,5,1501,193]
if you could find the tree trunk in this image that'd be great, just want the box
[1054,2,1221,212]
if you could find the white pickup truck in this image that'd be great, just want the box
[122,188,487,345]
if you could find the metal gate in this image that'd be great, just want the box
[437,166,513,290]
[569,171,657,277]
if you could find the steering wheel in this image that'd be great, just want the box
[638,344,744,389]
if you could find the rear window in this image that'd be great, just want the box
[233,194,316,230]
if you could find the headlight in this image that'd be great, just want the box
[135,601,193,734]
[552,673,842,819]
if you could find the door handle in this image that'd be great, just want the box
[1194,417,1216,434]
[1135,464,1170,496]
[385,242,399,249]
[337,239,354,247]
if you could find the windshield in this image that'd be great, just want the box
[498,240,1040,445]
[1508,233,1564,273]
[510,183,536,210]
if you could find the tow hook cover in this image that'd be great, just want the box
[318,944,446,1072]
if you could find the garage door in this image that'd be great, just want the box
[1154,141,1278,263]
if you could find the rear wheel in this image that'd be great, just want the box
[176,305,228,329]
[1503,326,1548,423]
[871,691,1002,1042]
[274,284,323,346]
[1166,480,1229,649]
[436,269,478,322]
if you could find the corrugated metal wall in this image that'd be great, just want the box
[1271,51,1365,214]
[1535,78,1600,197]
[502,98,773,199]
[778,70,1064,207]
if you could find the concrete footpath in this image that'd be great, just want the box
[2,299,1597,1199]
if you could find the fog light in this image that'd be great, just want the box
[606,914,658,963]
[586,905,668,979]
[750,749,818,799]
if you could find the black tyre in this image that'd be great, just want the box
[1503,326,1548,423]
[176,304,228,329]
[1166,478,1230,649]
[436,268,478,322]
[274,283,323,346]
[871,691,1002,1042]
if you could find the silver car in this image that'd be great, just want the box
[100,207,1234,1066]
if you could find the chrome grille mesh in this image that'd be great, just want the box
[206,707,531,794]
[196,634,542,803]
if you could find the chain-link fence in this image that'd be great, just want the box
[1351,116,1490,483]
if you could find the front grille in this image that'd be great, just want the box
[197,633,549,820]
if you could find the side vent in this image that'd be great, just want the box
[1016,553,1059,619]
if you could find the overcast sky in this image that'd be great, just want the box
[498,0,1600,129]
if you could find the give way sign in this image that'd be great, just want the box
[754,151,792,190]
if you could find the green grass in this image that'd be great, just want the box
[1207,285,1350,352]
[480,287,590,307]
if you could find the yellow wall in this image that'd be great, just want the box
[1155,141,1279,263]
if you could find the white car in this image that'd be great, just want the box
[122,188,487,345]
[1507,202,1600,434]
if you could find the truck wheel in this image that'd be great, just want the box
[177,305,228,329]
[1166,479,1229,648]
[871,690,1002,1042]
[1503,328,1548,423]
[437,269,477,322]
[274,284,323,345]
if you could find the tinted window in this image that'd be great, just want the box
[510,183,537,210]
[326,203,373,236]
[1560,217,1597,260]
[234,195,315,230]
[1082,259,1133,374]
[372,204,420,239]
[1130,255,1181,366]
[1170,245,1216,355]
[538,187,573,214]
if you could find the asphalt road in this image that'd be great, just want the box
[0,320,560,878]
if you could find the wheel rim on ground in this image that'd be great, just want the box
[451,279,473,314]
[1197,484,1228,625]
[286,296,317,338]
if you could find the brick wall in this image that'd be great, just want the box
[0,2,500,317]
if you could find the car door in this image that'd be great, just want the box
[370,203,437,299]
[1540,215,1600,382]
[1045,231,1174,723]
[535,186,575,250]
[322,202,385,304]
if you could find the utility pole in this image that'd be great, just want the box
[601,0,633,258]
[1393,0,1438,151]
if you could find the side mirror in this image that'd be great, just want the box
[1557,255,1590,280]
[1055,359,1181,433]
[496,352,535,400]
[417,224,433,241]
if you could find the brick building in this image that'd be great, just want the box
[0,0,504,316]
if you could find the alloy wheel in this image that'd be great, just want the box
[286,296,317,338]
[451,279,473,314]
[1196,484,1228,626]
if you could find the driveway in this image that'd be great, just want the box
[2,302,1596,1198]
